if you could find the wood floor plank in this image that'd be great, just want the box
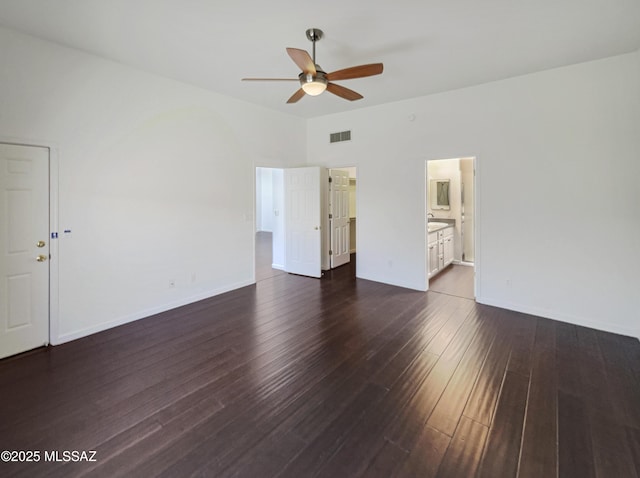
[557,390,595,478]
[627,426,640,477]
[518,344,557,478]
[462,309,513,426]
[360,439,408,478]
[574,326,618,420]
[435,416,488,478]
[276,383,388,478]
[428,264,475,300]
[534,317,556,350]
[477,371,529,478]
[588,410,638,478]
[384,306,482,451]
[596,331,640,428]
[505,311,536,378]
[392,425,450,478]
[427,310,498,437]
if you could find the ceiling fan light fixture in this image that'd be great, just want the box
[300,72,327,96]
[242,28,383,104]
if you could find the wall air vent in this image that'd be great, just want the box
[330,130,351,143]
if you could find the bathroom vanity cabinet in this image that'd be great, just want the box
[428,225,454,278]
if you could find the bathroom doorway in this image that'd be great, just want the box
[426,157,476,299]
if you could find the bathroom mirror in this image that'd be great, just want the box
[430,179,450,210]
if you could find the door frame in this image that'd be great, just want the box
[425,156,480,298]
[0,137,59,347]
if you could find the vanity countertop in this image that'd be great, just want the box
[427,218,455,233]
[427,222,452,233]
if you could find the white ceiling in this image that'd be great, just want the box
[1,0,639,119]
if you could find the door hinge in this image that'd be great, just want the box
[329,213,333,219]
[329,176,333,183]
[329,250,333,255]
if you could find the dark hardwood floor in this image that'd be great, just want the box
[429,264,475,300]
[1,246,639,477]
[255,231,286,282]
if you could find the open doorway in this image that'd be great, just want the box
[327,167,357,269]
[426,157,475,299]
[255,167,285,282]
[256,166,358,281]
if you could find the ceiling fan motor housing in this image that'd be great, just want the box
[299,69,327,95]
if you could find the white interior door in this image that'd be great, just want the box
[329,170,351,269]
[284,167,321,278]
[0,143,49,359]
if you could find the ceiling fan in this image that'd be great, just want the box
[242,28,384,103]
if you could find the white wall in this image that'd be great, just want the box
[0,27,305,343]
[308,51,640,339]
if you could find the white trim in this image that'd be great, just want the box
[48,146,60,346]
[356,273,427,292]
[477,295,640,340]
[271,263,285,271]
[53,279,254,345]
[424,160,429,292]
[473,155,480,301]
[0,136,60,349]
[251,164,257,285]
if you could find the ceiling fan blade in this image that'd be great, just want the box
[326,83,363,101]
[242,78,299,81]
[326,63,384,81]
[286,88,306,104]
[286,48,316,75]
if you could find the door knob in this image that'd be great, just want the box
[37,240,46,248]
[36,255,47,262]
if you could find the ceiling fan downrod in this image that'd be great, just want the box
[306,28,323,66]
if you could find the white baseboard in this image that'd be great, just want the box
[477,295,640,340]
[53,279,254,345]
[271,263,285,271]
[356,273,427,292]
